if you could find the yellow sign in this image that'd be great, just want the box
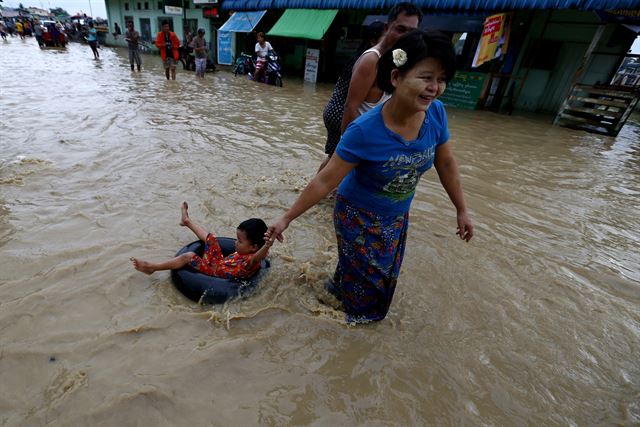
[472,13,511,68]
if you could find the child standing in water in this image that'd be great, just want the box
[131,202,272,279]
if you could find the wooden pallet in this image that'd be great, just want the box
[554,84,639,136]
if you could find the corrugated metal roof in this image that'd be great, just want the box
[221,0,640,11]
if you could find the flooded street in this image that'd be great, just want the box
[1,39,639,426]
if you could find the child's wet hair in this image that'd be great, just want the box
[238,218,268,249]
[377,30,456,93]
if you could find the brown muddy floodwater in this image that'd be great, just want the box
[1,38,639,426]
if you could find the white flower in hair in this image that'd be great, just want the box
[392,48,408,67]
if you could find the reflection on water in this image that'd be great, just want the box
[1,38,639,426]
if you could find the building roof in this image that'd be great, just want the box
[221,0,640,11]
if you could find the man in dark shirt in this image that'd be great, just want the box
[125,21,141,72]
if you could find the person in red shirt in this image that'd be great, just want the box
[155,20,180,80]
[131,202,272,279]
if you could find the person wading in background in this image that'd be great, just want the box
[317,21,385,174]
[125,21,141,72]
[155,21,180,80]
[341,2,422,133]
[191,28,207,79]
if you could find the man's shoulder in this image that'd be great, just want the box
[353,51,380,74]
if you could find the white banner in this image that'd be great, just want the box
[164,5,183,15]
[193,0,217,4]
[304,48,320,83]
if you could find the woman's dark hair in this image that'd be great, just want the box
[238,218,268,249]
[161,20,170,27]
[388,2,423,24]
[256,31,265,39]
[377,30,456,94]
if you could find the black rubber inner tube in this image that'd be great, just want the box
[170,238,270,304]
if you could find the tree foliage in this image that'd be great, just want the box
[49,7,70,16]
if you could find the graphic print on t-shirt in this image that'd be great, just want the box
[380,145,437,201]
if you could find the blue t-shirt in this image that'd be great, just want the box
[87,28,97,42]
[335,100,449,216]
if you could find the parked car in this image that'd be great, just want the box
[40,20,67,47]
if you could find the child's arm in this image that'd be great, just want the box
[249,239,273,267]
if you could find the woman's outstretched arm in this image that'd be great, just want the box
[434,142,474,242]
[266,156,357,243]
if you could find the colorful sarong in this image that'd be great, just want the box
[329,195,409,323]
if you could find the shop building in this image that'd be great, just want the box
[220,0,639,135]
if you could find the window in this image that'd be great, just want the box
[124,2,129,10]
[607,26,635,48]
[158,2,162,9]
[453,32,467,56]
[183,18,198,37]
[144,2,149,9]
[139,18,151,41]
[137,2,141,10]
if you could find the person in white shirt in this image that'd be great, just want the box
[253,32,273,82]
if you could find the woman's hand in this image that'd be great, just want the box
[456,211,474,242]
[265,216,291,244]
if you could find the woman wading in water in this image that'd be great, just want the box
[266,30,474,323]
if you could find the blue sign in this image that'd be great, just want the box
[217,31,233,65]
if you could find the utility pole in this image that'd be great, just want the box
[183,0,187,39]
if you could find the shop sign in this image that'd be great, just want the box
[438,71,488,110]
[202,7,218,18]
[193,0,218,4]
[472,13,511,68]
[217,31,234,65]
[164,5,183,15]
[304,48,320,83]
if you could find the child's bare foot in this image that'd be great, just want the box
[179,201,190,226]
[130,257,155,275]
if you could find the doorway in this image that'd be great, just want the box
[539,42,587,113]
[183,18,198,42]
[139,18,151,42]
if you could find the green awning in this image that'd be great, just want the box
[267,9,338,40]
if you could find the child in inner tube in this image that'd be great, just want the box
[131,201,272,279]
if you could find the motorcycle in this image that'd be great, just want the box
[233,52,254,76]
[233,51,283,87]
